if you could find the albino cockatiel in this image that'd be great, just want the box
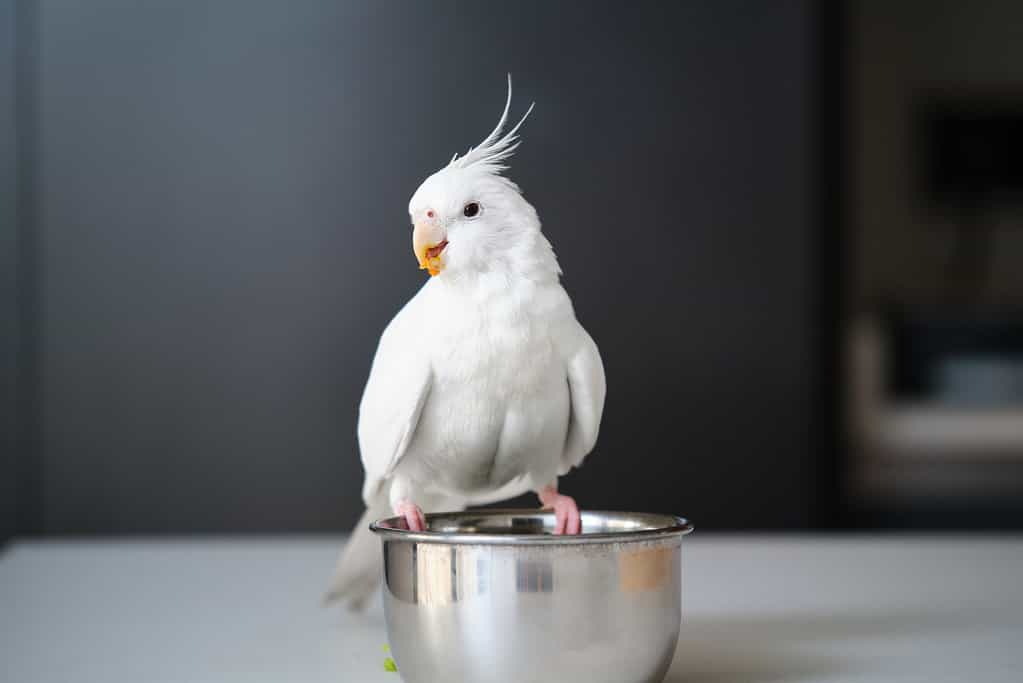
[324,77,605,608]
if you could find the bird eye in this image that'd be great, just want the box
[463,202,480,218]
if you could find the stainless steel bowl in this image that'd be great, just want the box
[371,510,693,683]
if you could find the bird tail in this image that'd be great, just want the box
[322,496,391,610]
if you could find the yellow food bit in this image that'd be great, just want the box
[383,657,398,673]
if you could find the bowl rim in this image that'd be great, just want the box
[369,509,694,545]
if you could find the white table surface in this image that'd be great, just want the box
[2,535,1021,682]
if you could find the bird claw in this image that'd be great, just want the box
[394,499,426,532]
[541,492,581,535]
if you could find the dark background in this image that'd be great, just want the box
[2,0,17,543]
[7,0,822,538]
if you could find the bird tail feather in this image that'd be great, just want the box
[322,497,391,610]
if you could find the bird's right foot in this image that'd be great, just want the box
[394,499,426,532]
[537,485,582,535]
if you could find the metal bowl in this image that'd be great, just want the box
[371,510,693,683]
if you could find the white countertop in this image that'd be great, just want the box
[2,535,1021,682]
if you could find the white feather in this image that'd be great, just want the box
[356,287,433,504]
[449,74,535,175]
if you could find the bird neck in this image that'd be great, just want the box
[439,230,562,294]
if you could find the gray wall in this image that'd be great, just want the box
[19,0,813,534]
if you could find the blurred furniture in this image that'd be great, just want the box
[2,536,1022,682]
[848,310,1023,523]
[847,4,1023,526]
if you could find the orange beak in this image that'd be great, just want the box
[413,220,448,276]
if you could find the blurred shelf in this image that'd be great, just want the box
[873,403,1023,458]
[847,313,1023,527]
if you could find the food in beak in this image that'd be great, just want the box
[418,240,448,276]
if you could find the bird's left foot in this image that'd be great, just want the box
[394,499,426,532]
[538,486,581,535]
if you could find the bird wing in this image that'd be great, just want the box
[558,323,606,474]
[357,290,433,504]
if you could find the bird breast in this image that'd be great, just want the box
[405,280,572,496]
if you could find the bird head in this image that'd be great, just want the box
[408,76,539,278]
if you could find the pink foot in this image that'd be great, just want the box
[538,487,581,535]
[394,499,426,532]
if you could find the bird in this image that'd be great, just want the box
[324,76,606,609]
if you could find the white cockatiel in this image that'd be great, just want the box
[324,77,605,608]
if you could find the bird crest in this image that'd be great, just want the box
[448,75,535,176]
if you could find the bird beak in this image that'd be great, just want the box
[413,220,448,276]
